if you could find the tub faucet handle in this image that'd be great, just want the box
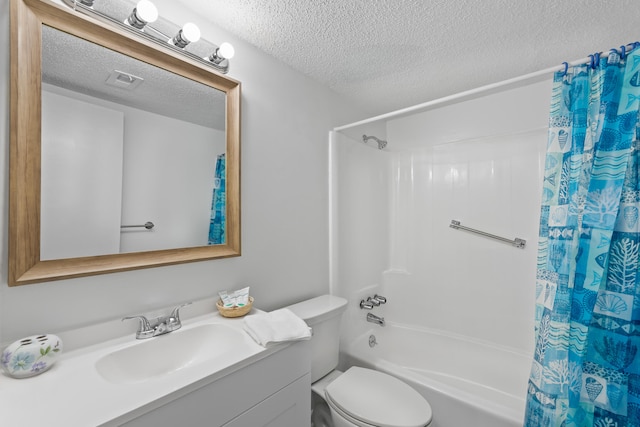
[367,296,381,306]
[360,299,375,310]
[373,294,387,304]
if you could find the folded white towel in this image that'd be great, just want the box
[243,308,312,347]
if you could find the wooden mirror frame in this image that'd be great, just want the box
[9,0,241,286]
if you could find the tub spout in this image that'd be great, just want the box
[367,313,385,326]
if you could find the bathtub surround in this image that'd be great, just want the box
[332,80,551,353]
[525,48,640,426]
[331,80,552,426]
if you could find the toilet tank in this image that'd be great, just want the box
[285,295,347,382]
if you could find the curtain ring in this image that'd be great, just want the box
[620,45,627,60]
[589,54,594,69]
[561,61,569,76]
[593,52,600,68]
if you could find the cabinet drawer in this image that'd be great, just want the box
[223,373,310,427]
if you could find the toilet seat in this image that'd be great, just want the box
[324,367,432,427]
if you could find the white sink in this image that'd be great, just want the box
[95,323,257,384]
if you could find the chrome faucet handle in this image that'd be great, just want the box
[367,296,381,306]
[360,299,375,310]
[373,294,387,304]
[169,302,192,322]
[122,315,155,339]
[122,315,151,330]
[166,302,192,331]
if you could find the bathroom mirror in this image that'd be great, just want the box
[9,0,241,286]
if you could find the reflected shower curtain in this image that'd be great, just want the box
[208,154,225,245]
[525,48,640,426]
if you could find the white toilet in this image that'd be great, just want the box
[286,295,433,427]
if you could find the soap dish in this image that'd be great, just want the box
[216,296,254,318]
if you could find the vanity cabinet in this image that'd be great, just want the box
[222,374,310,426]
[118,340,311,427]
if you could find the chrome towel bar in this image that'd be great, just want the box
[121,221,155,230]
[449,220,526,249]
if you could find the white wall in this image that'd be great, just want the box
[119,107,224,253]
[41,89,125,260]
[0,0,367,347]
[333,81,552,353]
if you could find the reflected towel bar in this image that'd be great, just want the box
[449,220,525,249]
[121,221,155,230]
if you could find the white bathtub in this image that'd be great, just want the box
[340,323,532,427]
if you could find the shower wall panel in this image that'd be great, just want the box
[385,81,551,352]
[333,80,554,353]
[332,133,390,299]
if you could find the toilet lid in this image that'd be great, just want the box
[325,367,432,427]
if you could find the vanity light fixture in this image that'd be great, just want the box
[207,42,235,64]
[125,0,158,30]
[61,0,235,74]
[170,23,201,48]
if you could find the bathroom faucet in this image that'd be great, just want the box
[123,302,192,339]
[360,294,388,309]
[367,296,381,307]
[367,313,385,326]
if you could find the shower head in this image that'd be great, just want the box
[362,134,387,150]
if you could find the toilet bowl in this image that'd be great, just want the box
[286,295,433,427]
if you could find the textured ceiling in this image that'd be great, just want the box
[42,25,226,130]
[174,0,640,116]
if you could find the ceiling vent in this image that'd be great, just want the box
[105,70,144,91]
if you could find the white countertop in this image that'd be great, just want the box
[0,310,285,426]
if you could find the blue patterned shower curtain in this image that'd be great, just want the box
[525,48,640,427]
[208,154,225,245]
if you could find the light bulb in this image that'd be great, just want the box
[181,23,201,43]
[125,0,158,29]
[135,0,158,24]
[218,42,235,59]
[171,23,200,48]
[206,42,236,65]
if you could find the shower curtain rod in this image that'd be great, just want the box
[334,42,638,132]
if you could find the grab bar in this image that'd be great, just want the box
[449,220,526,249]
[121,221,155,230]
